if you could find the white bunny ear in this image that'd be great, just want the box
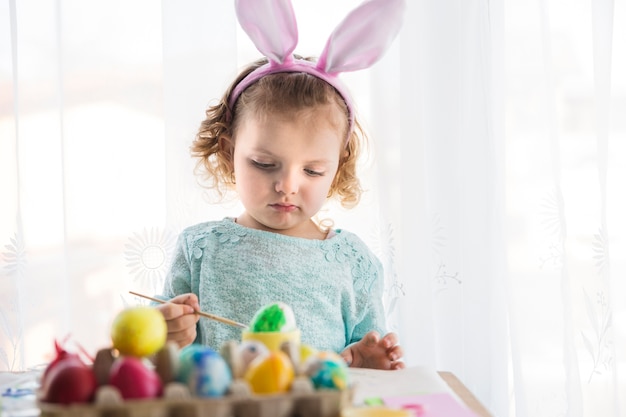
[318,0,405,74]
[235,0,298,64]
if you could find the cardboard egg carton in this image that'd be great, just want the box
[39,378,351,417]
[38,341,352,417]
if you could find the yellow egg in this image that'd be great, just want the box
[111,307,167,357]
[244,351,294,394]
[299,343,318,364]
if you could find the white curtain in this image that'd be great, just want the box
[1,1,624,416]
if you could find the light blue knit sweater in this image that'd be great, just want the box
[160,217,387,353]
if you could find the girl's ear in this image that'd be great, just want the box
[218,135,234,157]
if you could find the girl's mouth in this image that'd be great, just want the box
[270,203,298,213]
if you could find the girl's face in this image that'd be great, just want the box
[232,105,344,239]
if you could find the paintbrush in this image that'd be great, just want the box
[129,291,248,329]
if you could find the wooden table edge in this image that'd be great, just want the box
[437,371,493,417]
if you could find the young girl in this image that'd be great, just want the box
[157,0,405,370]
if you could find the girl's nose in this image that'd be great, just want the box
[274,170,299,195]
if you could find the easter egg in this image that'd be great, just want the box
[299,343,318,364]
[249,302,296,332]
[42,356,97,404]
[244,351,295,394]
[241,329,301,353]
[304,351,349,390]
[109,356,162,400]
[111,307,167,357]
[176,344,205,382]
[237,340,270,374]
[177,344,232,397]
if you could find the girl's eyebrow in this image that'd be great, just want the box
[306,158,334,165]
[251,148,334,164]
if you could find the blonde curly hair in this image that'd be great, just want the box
[191,57,366,209]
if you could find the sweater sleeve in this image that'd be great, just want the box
[345,235,388,345]
[161,232,193,298]
[158,230,206,344]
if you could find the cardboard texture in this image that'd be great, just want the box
[38,378,351,417]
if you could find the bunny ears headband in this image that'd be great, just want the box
[229,0,406,135]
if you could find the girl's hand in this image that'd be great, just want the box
[340,331,405,370]
[155,293,201,348]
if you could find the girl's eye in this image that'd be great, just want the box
[251,160,275,169]
[305,168,324,177]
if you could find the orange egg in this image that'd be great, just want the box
[244,351,294,394]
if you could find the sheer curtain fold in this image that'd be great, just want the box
[1,1,625,416]
[390,0,509,409]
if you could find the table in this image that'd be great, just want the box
[438,372,492,417]
[347,367,492,417]
[1,369,41,416]
[2,368,492,417]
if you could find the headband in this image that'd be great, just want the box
[229,0,406,136]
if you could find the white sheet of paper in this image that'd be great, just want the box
[347,366,458,406]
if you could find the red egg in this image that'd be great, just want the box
[41,339,82,386]
[42,356,97,404]
[109,356,162,400]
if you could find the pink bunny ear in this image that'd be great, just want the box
[235,0,298,64]
[318,0,405,74]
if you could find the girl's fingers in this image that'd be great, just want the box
[364,331,381,346]
[170,293,201,311]
[166,314,199,333]
[168,326,197,348]
[157,293,201,320]
[387,344,404,362]
[382,332,399,348]
[340,348,354,367]
[158,302,194,320]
